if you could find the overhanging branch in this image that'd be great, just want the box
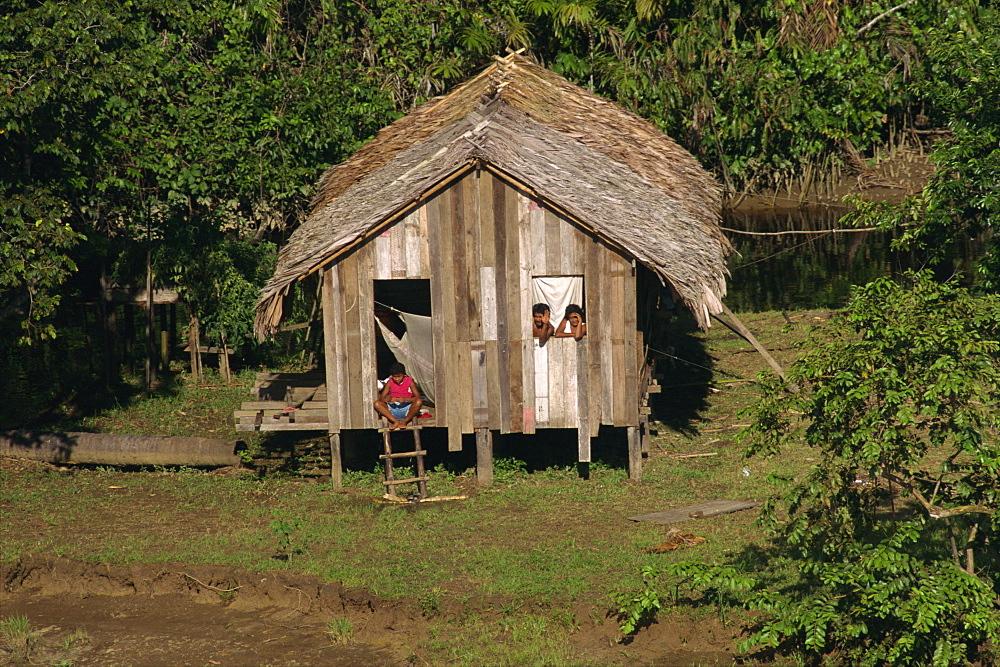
[881,470,994,519]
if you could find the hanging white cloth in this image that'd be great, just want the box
[374,312,436,404]
[532,276,584,323]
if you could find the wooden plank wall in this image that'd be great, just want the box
[323,169,639,438]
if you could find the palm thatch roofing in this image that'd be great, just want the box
[255,52,729,338]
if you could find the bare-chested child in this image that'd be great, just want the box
[554,304,586,340]
[373,363,423,429]
[532,303,555,345]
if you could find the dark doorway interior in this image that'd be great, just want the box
[373,279,432,381]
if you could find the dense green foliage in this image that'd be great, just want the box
[740,273,1000,664]
[3,0,996,352]
[619,12,1000,664]
[846,10,1000,290]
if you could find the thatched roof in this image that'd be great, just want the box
[256,53,729,337]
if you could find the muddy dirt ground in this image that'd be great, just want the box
[2,554,737,666]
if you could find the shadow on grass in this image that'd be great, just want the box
[647,310,716,437]
[9,372,186,433]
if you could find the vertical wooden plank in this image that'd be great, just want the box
[464,174,482,341]
[405,211,422,278]
[544,209,561,275]
[505,183,523,432]
[611,253,627,426]
[439,185,471,433]
[451,180,469,343]
[559,214,577,274]
[335,266,352,430]
[485,339,501,430]
[546,339,563,426]
[517,190,536,434]
[427,194,448,427]
[374,233,389,280]
[418,204,431,277]
[565,340,579,429]
[322,266,343,433]
[576,337,592,460]
[533,339,549,426]
[476,428,493,487]
[471,340,488,428]
[481,266,497,341]
[358,244,378,429]
[493,176,512,434]
[623,261,639,426]
[590,238,611,426]
[458,341,474,433]
[478,170,496,263]
[390,223,405,279]
[341,254,362,428]
[530,199,546,275]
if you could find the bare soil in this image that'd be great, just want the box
[1,554,737,666]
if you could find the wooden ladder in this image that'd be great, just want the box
[379,425,429,499]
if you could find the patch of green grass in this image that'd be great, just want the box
[420,613,584,666]
[1,614,36,662]
[325,616,353,645]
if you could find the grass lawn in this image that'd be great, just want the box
[1,310,829,664]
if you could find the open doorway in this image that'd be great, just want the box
[373,279,435,407]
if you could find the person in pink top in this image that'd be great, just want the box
[374,362,423,429]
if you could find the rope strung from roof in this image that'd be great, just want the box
[721,226,878,236]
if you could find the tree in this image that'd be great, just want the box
[738,272,999,665]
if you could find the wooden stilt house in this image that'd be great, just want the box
[253,53,730,485]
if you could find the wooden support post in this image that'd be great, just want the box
[475,427,493,487]
[414,428,428,498]
[577,426,591,463]
[188,316,201,380]
[328,432,342,491]
[160,326,169,374]
[219,330,231,382]
[145,246,156,391]
[627,425,642,482]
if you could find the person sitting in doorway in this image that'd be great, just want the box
[532,302,555,345]
[373,362,423,430]
[554,304,587,340]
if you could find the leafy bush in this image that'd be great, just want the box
[737,272,1000,665]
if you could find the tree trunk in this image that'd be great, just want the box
[189,315,201,381]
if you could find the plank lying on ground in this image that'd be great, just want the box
[1,431,243,467]
[627,500,760,525]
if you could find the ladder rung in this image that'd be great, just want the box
[384,476,430,485]
[378,425,424,433]
[380,450,428,460]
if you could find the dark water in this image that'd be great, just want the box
[722,207,985,312]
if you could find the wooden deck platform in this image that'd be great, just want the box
[235,372,436,432]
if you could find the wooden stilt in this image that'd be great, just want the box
[475,427,493,487]
[627,425,642,482]
[413,428,428,498]
[329,432,342,491]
